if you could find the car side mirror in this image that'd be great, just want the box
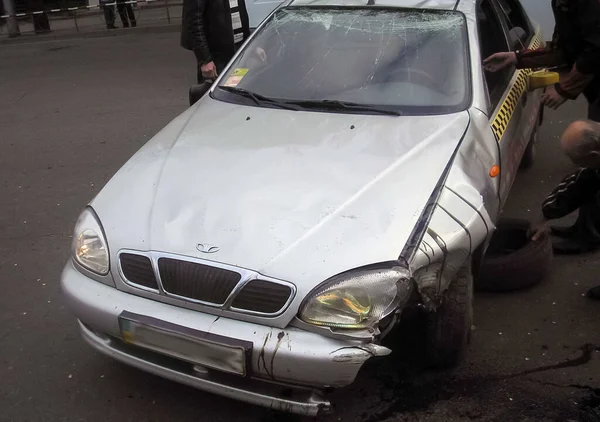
[189,82,212,106]
[509,27,527,50]
[528,70,560,91]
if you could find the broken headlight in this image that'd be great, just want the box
[299,267,411,330]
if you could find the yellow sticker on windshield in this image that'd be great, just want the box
[224,68,249,87]
[231,68,249,77]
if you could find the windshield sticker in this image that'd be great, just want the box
[232,68,249,77]
[224,68,249,87]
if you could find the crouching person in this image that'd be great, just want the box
[533,120,600,299]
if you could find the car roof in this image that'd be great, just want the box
[288,0,476,18]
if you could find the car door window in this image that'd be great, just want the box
[495,0,534,50]
[478,0,513,110]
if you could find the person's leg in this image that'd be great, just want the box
[103,5,116,29]
[552,198,600,254]
[116,0,129,27]
[126,4,136,27]
[33,14,43,33]
[589,97,600,123]
[41,13,50,32]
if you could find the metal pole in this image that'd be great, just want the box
[164,0,170,23]
[1,0,20,37]
[73,9,79,32]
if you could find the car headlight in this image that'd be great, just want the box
[72,207,109,275]
[299,267,411,330]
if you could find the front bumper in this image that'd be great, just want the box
[61,261,390,416]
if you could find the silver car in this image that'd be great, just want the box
[61,0,556,416]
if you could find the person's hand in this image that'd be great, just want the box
[531,217,549,241]
[254,47,267,63]
[200,61,218,80]
[483,52,517,72]
[541,85,567,110]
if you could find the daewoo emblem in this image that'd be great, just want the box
[196,243,220,253]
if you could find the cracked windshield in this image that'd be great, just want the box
[215,7,470,114]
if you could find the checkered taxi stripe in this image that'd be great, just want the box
[491,34,543,141]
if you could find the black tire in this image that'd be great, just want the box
[520,122,538,170]
[426,264,473,369]
[475,218,553,293]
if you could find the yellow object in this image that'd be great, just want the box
[528,70,560,91]
[231,68,249,77]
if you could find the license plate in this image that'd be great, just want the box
[118,311,252,376]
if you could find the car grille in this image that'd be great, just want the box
[232,280,292,314]
[120,253,159,290]
[118,252,294,315]
[158,258,241,305]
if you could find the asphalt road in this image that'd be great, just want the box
[1,33,599,422]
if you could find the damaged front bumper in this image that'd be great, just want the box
[60,261,390,416]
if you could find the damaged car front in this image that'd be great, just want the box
[61,2,490,416]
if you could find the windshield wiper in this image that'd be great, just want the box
[284,99,402,116]
[218,86,300,111]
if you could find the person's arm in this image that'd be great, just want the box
[542,168,600,220]
[484,28,565,73]
[185,0,211,65]
[552,0,600,100]
[515,26,566,69]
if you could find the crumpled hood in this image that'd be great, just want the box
[93,97,469,295]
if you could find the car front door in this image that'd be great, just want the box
[495,0,544,173]
[477,0,542,207]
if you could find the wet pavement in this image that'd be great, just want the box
[1,32,599,422]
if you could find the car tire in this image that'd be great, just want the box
[475,218,553,293]
[520,121,538,170]
[425,263,473,369]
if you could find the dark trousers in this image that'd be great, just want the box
[117,0,136,28]
[102,4,116,28]
[572,195,600,244]
[102,1,135,28]
[33,13,51,33]
[587,95,600,123]
[584,80,600,122]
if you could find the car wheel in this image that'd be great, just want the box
[475,218,553,293]
[425,263,473,369]
[520,123,538,170]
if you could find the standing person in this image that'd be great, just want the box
[116,0,136,28]
[100,0,117,29]
[180,0,251,83]
[483,0,600,122]
[28,0,51,33]
[532,120,600,298]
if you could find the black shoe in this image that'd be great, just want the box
[131,21,137,27]
[586,285,600,300]
[550,224,578,238]
[552,238,599,255]
[107,24,117,29]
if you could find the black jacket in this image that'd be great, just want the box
[542,168,600,220]
[516,0,600,100]
[180,0,251,66]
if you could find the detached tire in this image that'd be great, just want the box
[475,218,553,292]
[426,264,473,369]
